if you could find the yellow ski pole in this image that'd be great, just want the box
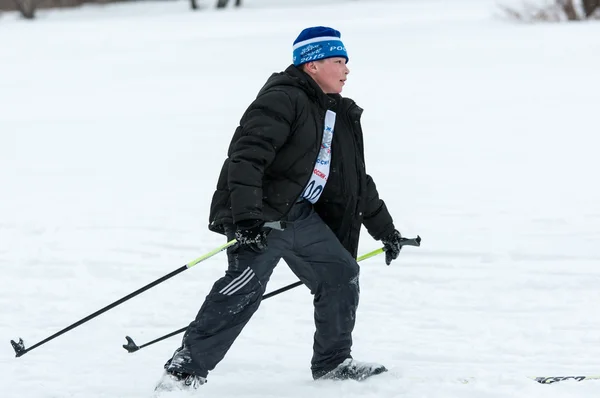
[122,236,421,353]
[11,239,238,358]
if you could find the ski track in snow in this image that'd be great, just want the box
[2,0,600,397]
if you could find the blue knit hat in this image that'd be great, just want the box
[293,26,349,67]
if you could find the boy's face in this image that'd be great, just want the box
[305,57,349,94]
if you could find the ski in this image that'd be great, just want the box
[531,375,600,384]
[386,373,600,384]
[461,375,600,384]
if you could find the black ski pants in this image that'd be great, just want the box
[166,200,360,378]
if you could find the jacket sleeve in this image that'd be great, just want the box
[362,174,396,240]
[228,89,295,224]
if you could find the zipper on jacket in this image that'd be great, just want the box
[346,102,366,222]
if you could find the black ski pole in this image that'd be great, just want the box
[10,239,238,358]
[123,280,306,353]
[123,236,421,353]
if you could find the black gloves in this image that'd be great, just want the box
[381,229,402,265]
[234,220,268,253]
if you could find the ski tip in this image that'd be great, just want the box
[532,376,596,384]
[415,235,421,245]
[123,336,140,353]
[10,338,26,357]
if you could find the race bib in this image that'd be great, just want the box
[301,110,336,203]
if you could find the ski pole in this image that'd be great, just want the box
[123,280,306,354]
[10,239,238,358]
[122,236,421,353]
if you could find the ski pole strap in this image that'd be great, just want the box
[264,221,286,231]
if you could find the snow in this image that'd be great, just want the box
[2,0,600,396]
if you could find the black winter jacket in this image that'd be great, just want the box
[208,65,395,257]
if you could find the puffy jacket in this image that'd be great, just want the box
[208,65,395,256]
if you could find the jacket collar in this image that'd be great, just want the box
[284,65,337,111]
[327,94,363,120]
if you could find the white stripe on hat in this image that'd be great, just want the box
[293,36,343,50]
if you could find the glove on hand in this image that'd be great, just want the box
[234,220,268,253]
[381,229,402,265]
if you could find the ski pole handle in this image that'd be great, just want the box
[400,235,421,247]
[358,235,421,262]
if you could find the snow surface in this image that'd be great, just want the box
[2,0,600,397]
